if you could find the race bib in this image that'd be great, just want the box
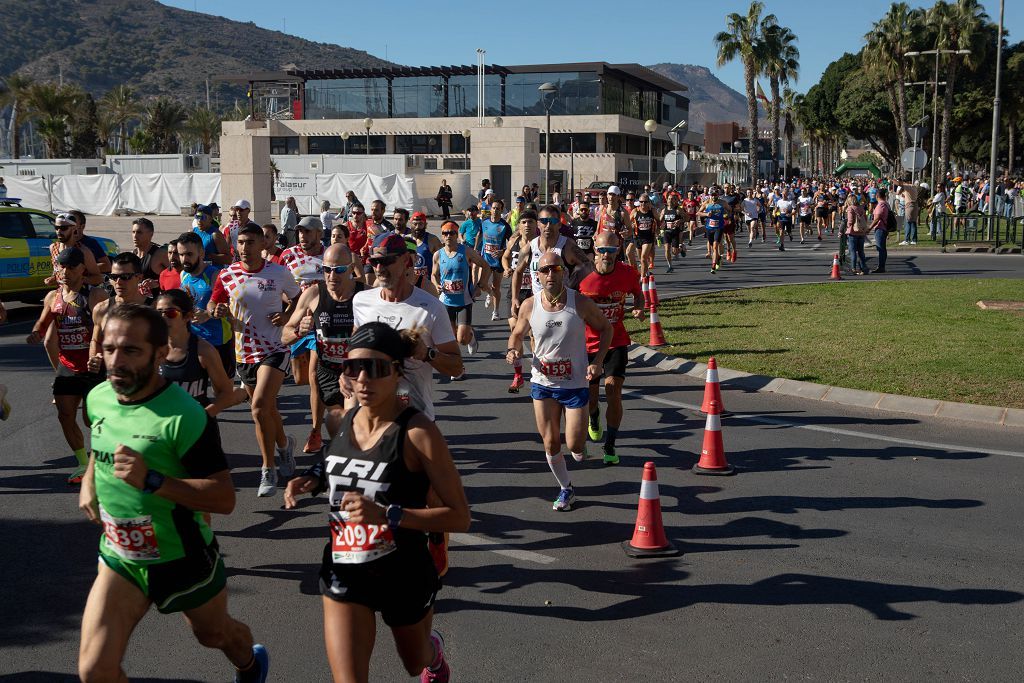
[319,335,349,365]
[576,237,593,251]
[707,218,721,229]
[600,304,623,324]
[101,508,160,561]
[442,279,464,294]
[329,511,396,564]
[483,242,502,257]
[538,358,573,379]
[59,326,90,350]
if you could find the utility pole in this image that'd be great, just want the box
[987,0,1005,229]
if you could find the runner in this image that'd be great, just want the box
[282,243,364,439]
[281,216,328,454]
[432,221,492,361]
[130,217,168,296]
[775,191,795,251]
[176,232,237,380]
[262,224,286,265]
[26,247,107,484]
[511,205,594,318]
[223,199,261,259]
[159,240,183,291]
[77,303,269,683]
[368,200,395,240]
[47,213,104,287]
[66,210,112,276]
[570,200,598,264]
[698,188,726,273]
[193,205,232,267]
[410,212,442,297]
[88,252,153,366]
[632,196,659,277]
[578,231,644,465]
[501,211,539,393]
[595,188,638,270]
[720,184,740,264]
[742,188,761,247]
[347,203,371,284]
[506,249,612,510]
[459,205,483,252]
[682,189,700,246]
[659,192,686,272]
[813,187,828,241]
[283,321,470,683]
[479,199,513,321]
[208,224,301,497]
[156,289,246,415]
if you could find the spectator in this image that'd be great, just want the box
[281,197,299,247]
[341,190,359,222]
[844,194,868,275]
[927,183,946,240]
[898,178,919,245]
[436,179,453,220]
[0,176,6,198]
[870,187,891,274]
[319,200,340,242]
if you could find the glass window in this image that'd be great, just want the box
[605,133,622,153]
[447,74,501,117]
[449,134,471,154]
[603,77,624,116]
[304,78,389,119]
[0,212,28,239]
[395,135,443,154]
[28,212,56,238]
[505,72,600,116]
[392,76,447,118]
[270,136,299,155]
[539,133,597,153]
[309,135,386,154]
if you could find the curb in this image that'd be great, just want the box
[626,345,1024,428]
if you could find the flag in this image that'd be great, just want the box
[755,81,771,110]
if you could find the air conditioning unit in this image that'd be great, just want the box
[309,161,320,171]
[18,169,36,176]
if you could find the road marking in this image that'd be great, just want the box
[450,533,558,564]
[624,390,1024,459]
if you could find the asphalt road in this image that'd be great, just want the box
[2,245,1024,682]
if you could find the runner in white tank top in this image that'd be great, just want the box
[506,249,612,512]
[527,234,567,295]
[510,205,594,317]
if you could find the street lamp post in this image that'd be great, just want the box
[538,82,558,204]
[363,118,373,155]
[569,135,574,199]
[733,141,743,185]
[644,119,657,188]
[340,131,349,155]
[988,0,1005,228]
[461,129,471,173]
[906,47,972,190]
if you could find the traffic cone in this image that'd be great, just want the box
[641,275,651,310]
[648,305,667,347]
[622,461,679,558]
[830,253,842,280]
[647,274,660,308]
[693,400,735,476]
[700,356,725,414]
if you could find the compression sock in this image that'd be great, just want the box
[545,453,572,489]
[589,408,600,429]
[73,447,88,466]
[605,427,619,448]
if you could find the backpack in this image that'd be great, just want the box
[884,203,897,232]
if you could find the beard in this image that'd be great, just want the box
[108,352,157,395]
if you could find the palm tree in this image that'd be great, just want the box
[864,3,923,155]
[929,0,990,176]
[100,85,139,154]
[185,107,221,155]
[762,22,800,180]
[782,88,801,177]
[142,97,187,154]
[715,0,774,185]
[0,74,34,158]
[25,82,78,159]
[1005,52,1024,177]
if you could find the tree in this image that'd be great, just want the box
[185,107,221,154]
[140,97,187,154]
[68,90,101,159]
[762,22,800,180]
[1005,50,1024,176]
[25,82,76,158]
[834,66,900,165]
[864,3,923,158]
[100,85,139,154]
[0,74,34,158]
[782,88,800,177]
[715,0,774,185]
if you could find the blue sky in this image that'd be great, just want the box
[165,1,1020,95]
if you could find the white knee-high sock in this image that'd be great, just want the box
[545,453,571,489]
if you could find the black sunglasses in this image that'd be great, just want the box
[441,230,458,236]
[538,265,563,274]
[368,255,400,268]
[106,273,139,282]
[340,357,399,379]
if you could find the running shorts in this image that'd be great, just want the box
[662,228,680,247]
[635,231,656,247]
[320,543,440,627]
[530,384,590,409]
[237,351,290,387]
[588,346,628,383]
[100,539,225,614]
[815,207,828,218]
[215,340,236,379]
[799,213,813,225]
[444,303,473,327]
[315,363,344,406]
[705,228,722,243]
[290,333,316,358]
[53,366,104,397]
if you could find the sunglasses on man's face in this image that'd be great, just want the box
[595,246,618,254]
[441,230,458,236]
[368,255,400,268]
[156,308,183,319]
[319,264,349,275]
[539,217,560,225]
[340,357,399,379]
[538,264,563,274]
[106,272,139,282]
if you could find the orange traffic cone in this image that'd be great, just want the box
[648,305,667,347]
[693,400,735,476]
[641,275,651,310]
[647,274,660,307]
[830,253,842,280]
[622,461,679,558]
[700,356,725,414]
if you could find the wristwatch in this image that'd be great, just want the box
[385,504,404,528]
[142,470,165,494]
[425,347,439,362]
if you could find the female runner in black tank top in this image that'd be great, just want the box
[156,289,246,416]
[632,196,659,276]
[284,322,470,683]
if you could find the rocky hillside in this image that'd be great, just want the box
[648,63,766,132]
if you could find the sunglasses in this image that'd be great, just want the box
[441,230,458,236]
[368,255,400,268]
[539,217,560,225]
[319,264,349,275]
[595,246,618,254]
[351,211,365,216]
[55,225,74,231]
[106,273,139,282]
[157,308,183,319]
[340,357,399,379]
[537,264,563,274]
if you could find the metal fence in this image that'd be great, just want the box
[938,212,1020,250]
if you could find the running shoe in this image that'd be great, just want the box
[450,373,465,381]
[303,429,322,454]
[257,468,277,497]
[485,294,493,309]
[491,310,500,321]
[428,532,449,577]
[603,443,619,465]
[235,643,270,683]
[466,338,478,356]
[666,264,674,273]
[898,240,909,246]
[421,630,450,683]
[67,464,87,485]
[588,415,603,442]
[277,435,296,478]
[910,241,917,245]
[553,486,576,511]
[680,246,686,256]
[748,240,753,248]
[508,374,524,393]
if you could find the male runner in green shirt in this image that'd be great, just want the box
[77,303,269,683]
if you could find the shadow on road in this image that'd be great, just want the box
[0,675,204,683]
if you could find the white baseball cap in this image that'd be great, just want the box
[607,185,622,195]
[232,199,252,210]
[484,188,494,196]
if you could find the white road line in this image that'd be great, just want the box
[624,390,1024,460]
[450,533,558,564]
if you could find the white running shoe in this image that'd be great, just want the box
[491,310,500,321]
[898,240,909,246]
[485,294,493,309]
[257,467,277,497]
[277,435,296,478]
[466,338,478,356]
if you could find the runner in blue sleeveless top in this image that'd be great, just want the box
[431,221,491,368]
[479,198,513,322]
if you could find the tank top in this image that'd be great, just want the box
[159,334,209,405]
[528,235,567,295]
[414,236,434,282]
[634,210,657,239]
[529,289,588,390]
[52,286,94,373]
[314,280,363,371]
[663,208,679,231]
[705,202,725,230]
[324,407,429,564]
[509,238,533,295]
[571,219,597,254]
[597,208,626,235]
[438,244,472,307]
[139,244,161,282]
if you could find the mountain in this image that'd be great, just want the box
[0,0,391,105]
[648,63,765,133]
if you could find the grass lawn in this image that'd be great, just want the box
[625,278,1024,408]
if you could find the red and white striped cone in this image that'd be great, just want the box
[648,274,660,307]
[700,356,725,414]
[622,461,679,557]
[693,400,735,475]
[641,275,651,310]
[830,253,842,280]
[648,305,667,347]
